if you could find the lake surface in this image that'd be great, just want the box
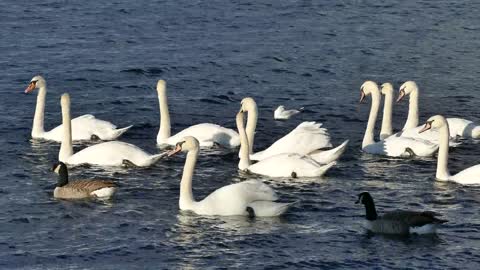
[1,0,480,269]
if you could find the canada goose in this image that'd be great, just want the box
[52,162,117,199]
[355,192,447,234]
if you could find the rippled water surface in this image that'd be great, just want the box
[1,0,480,269]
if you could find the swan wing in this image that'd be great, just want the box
[451,164,480,185]
[66,141,158,167]
[44,114,129,141]
[167,123,239,148]
[249,153,336,177]
[195,180,279,215]
[251,122,332,160]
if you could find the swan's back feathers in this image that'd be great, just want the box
[450,164,480,185]
[248,154,335,177]
[66,141,160,166]
[44,114,130,141]
[166,123,239,148]
[193,180,279,216]
[251,121,332,160]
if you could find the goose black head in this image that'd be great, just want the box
[52,162,68,187]
[356,192,377,220]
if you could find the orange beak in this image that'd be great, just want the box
[419,122,432,133]
[167,144,183,157]
[396,89,405,102]
[24,82,36,94]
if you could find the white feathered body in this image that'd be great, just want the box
[362,136,438,157]
[248,154,336,178]
[158,123,239,148]
[182,180,291,217]
[64,141,163,167]
[38,114,131,142]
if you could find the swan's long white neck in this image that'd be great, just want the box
[436,121,451,180]
[179,148,198,210]
[32,86,47,137]
[236,112,251,170]
[59,96,73,162]
[380,91,393,140]
[362,90,381,149]
[157,88,171,142]
[403,89,419,130]
[245,106,258,154]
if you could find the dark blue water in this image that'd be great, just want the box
[1,0,480,269]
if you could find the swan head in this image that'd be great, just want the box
[359,81,379,102]
[419,115,447,133]
[25,75,46,94]
[240,97,257,113]
[61,93,71,107]
[168,136,199,156]
[51,162,68,187]
[156,80,166,94]
[380,82,394,96]
[275,105,285,112]
[397,81,418,102]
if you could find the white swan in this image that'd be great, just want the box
[240,97,348,164]
[398,81,479,139]
[420,115,480,185]
[360,81,438,157]
[236,111,336,178]
[59,94,164,167]
[25,75,131,142]
[379,83,394,140]
[167,136,293,216]
[156,80,239,148]
[274,105,302,120]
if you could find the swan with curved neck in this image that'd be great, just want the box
[25,75,131,142]
[167,136,293,216]
[398,81,480,139]
[59,93,165,167]
[239,97,348,164]
[236,111,336,178]
[420,115,480,184]
[360,81,438,157]
[156,80,239,148]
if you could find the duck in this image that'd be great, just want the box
[25,75,131,142]
[240,97,348,164]
[155,80,239,148]
[360,81,438,157]
[59,93,165,167]
[52,162,116,199]
[167,136,293,216]
[274,105,303,120]
[397,81,478,139]
[420,115,480,184]
[236,111,336,178]
[356,192,448,234]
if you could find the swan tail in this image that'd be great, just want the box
[314,161,337,177]
[248,201,296,217]
[109,125,133,140]
[148,152,168,165]
[308,140,349,164]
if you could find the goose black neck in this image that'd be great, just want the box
[57,165,69,187]
[365,200,377,220]
[363,196,378,221]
